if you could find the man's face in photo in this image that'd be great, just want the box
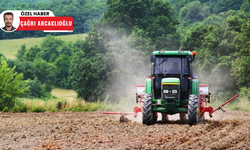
[4,14,13,27]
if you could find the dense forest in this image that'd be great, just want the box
[1,0,250,110]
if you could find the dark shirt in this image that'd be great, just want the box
[2,26,16,31]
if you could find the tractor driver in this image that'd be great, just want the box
[168,62,180,74]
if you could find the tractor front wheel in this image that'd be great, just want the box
[188,95,199,126]
[142,94,152,125]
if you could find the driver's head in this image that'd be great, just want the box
[173,62,179,69]
[4,12,14,28]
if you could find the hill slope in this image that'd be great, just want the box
[0,33,87,59]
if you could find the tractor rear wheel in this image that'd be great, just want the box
[188,95,199,126]
[142,94,152,125]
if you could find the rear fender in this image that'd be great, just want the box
[191,79,199,96]
[145,78,151,94]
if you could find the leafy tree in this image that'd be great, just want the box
[21,78,48,98]
[24,45,41,62]
[181,23,211,51]
[213,0,244,14]
[70,42,109,101]
[0,58,29,110]
[179,1,210,23]
[13,60,35,80]
[145,0,180,49]
[182,18,238,94]
[36,35,64,62]
[13,35,76,91]
[241,1,250,12]
[88,0,179,51]
[60,45,73,56]
[16,44,27,60]
[167,0,189,17]
[232,20,250,88]
[0,53,6,59]
[33,59,57,91]
[54,54,72,89]
[201,14,224,25]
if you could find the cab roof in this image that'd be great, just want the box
[152,51,193,56]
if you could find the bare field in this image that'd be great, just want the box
[0,111,249,150]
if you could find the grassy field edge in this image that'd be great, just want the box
[0,33,87,59]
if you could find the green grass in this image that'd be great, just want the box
[10,88,103,112]
[226,97,250,112]
[14,97,103,112]
[0,33,87,59]
[51,88,77,100]
[11,88,121,113]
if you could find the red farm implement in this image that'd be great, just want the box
[103,84,238,124]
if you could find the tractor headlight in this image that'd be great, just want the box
[163,90,168,93]
[172,90,177,93]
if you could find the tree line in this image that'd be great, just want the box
[1,0,250,110]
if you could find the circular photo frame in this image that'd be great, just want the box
[0,11,20,32]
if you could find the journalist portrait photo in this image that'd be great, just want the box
[2,12,16,32]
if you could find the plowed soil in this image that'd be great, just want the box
[0,111,250,150]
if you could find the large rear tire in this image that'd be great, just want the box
[142,94,152,125]
[188,95,199,126]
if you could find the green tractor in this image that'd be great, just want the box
[142,50,199,126]
[103,50,238,125]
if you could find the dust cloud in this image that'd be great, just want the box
[193,62,236,100]
[102,29,152,112]
[126,113,182,124]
